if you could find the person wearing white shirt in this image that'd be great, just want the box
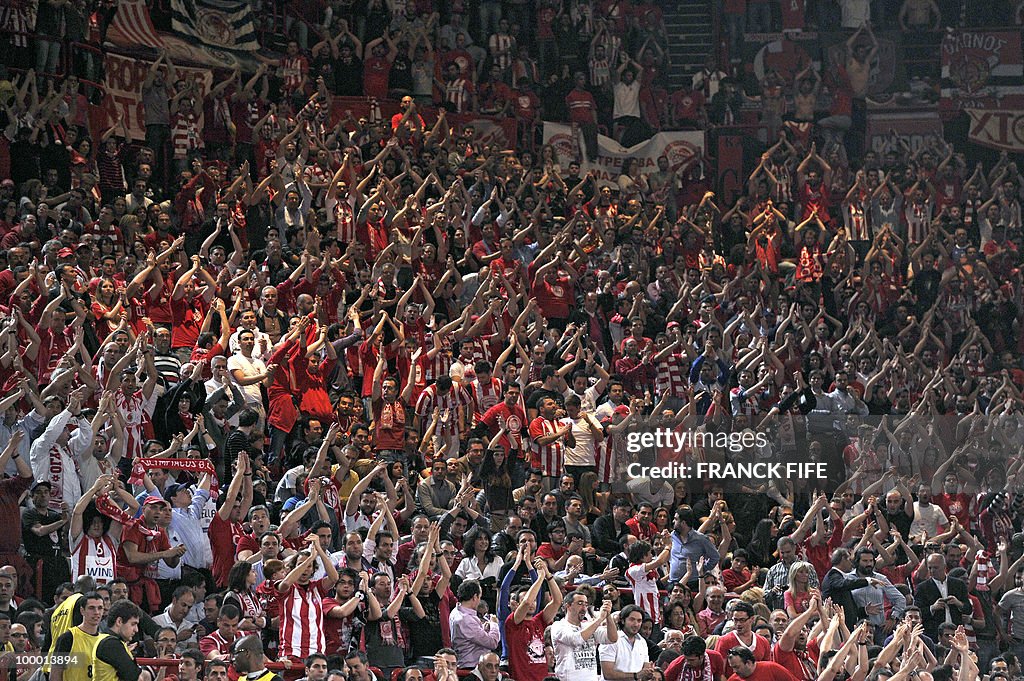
[551,592,619,681]
[563,395,604,482]
[910,484,949,539]
[600,605,651,680]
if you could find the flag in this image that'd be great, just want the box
[940,30,1024,113]
[106,0,165,49]
[169,0,259,52]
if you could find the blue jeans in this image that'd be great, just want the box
[35,38,60,74]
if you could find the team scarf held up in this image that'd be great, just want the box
[128,457,220,495]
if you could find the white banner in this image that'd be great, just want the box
[104,53,213,142]
[542,123,704,185]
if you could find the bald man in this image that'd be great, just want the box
[232,635,283,681]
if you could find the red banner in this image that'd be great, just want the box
[941,30,1024,113]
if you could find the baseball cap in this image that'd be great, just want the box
[613,405,631,417]
[31,480,52,492]
[164,483,191,500]
[144,495,170,507]
[57,247,75,258]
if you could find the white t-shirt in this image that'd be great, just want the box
[227,352,267,403]
[565,417,598,467]
[613,80,641,119]
[910,502,949,538]
[550,618,612,681]
[599,634,650,674]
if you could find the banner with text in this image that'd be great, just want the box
[967,109,1024,152]
[865,108,944,155]
[941,30,1024,113]
[542,123,704,184]
[103,53,213,142]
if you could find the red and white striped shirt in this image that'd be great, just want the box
[326,194,356,244]
[273,578,332,660]
[444,78,474,113]
[655,354,688,398]
[281,55,309,94]
[528,417,566,477]
[595,435,615,484]
[626,563,661,624]
[71,534,118,584]
[470,377,503,420]
[415,384,470,437]
[171,110,202,160]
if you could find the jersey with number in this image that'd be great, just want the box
[70,533,118,584]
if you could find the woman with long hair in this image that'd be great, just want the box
[223,561,267,634]
[90,277,126,344]
[784,561,815,618]
[747,518,778,568]
[475,446,514,527]
[454,525,503,611]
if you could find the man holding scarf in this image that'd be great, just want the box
[371,347,414,463]
[29,386,93,516]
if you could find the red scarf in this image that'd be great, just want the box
[129,457,219,495]
[94,493,160,538]
[680,652,714,681]
[379,400,405,430]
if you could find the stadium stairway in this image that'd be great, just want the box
[662,0,716,90]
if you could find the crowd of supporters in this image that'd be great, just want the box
[1,1,1024,681]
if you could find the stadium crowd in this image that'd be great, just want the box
[1,1,1024,681]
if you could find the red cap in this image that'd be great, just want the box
[144,496,169,506]
[57,247,75,258]
[613,405,631,417]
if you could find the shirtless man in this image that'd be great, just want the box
[793,66,819,122]
[845,23,879,99]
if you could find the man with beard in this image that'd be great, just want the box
[850,546,906,640]
[599,605,652,680]
[930,460,973,531]
[665,635,726,681]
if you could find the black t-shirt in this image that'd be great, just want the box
[406,591,443,658]
[883,506,913,540]
[21,507,62,556]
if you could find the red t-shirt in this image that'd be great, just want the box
[536,542,567,563]
[935,492,971,528]
[726,662,799,681]
[504,612,549,681]
[170,295,207,349]
[209,513,247,587]
[363,56,392,99]
[117,523,171,583]
[531,276,573,320]
[772,640,819,681]
[715,632,771,661]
